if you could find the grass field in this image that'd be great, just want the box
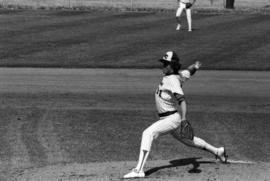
[0,9,270,70]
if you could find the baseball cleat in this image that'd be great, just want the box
[176,24,181,30]
[123,168,145,179]
[216,147,228,163]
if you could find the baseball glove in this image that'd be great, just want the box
[186,2,193,9]
[172,120,194,141]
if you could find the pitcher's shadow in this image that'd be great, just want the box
[145,157,215,176]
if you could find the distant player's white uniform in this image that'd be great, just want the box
[176,0,193,17]
[177,0,193,9]
[179,0,192,4]
[140,70,191,151]
[176,0,195,31]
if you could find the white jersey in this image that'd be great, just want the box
[180,0,192,3]
[155,70,190,114]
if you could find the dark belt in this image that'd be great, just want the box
[158,110,177,117]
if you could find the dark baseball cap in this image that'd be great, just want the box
[159,51,180,63]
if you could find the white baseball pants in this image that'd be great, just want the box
[140,112,219,156]
[176,2,192,17]
[176,2,192,30]
[140,112,181,151]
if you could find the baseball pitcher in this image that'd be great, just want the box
[123,51,228,179]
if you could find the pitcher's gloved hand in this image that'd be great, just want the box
[186,2,193,9]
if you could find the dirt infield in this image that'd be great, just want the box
[0,68,269,181]
[10,160,270,181]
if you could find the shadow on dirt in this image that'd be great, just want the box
[145,157,215,176]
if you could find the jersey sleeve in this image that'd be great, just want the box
[180,70,191,83]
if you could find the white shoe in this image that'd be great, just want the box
[123,168,145,179]
[176,24,181,30]
[216,147,228,163]
[188,29,192,32]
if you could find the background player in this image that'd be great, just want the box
[123,51,228,179]
[176,0,196,31]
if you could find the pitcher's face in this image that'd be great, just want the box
[162,62,173,75]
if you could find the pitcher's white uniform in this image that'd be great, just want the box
[141,70,190,151]
[155,71,190,114]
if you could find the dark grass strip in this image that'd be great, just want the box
[0,10,269,69]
